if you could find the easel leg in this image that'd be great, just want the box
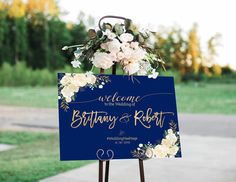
[99,160,103,182]
[139,159,145,182]
[105,160,110,182]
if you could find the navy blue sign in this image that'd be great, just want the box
[58,73,181,160]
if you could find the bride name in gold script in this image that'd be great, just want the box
[71,110,118,129]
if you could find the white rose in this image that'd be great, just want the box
[92,52,114,69]
[117,52,125,60]
[122,47,133,59]
[85,72,97,84]
[165,133,178,146]
[107,39,121,54]
[61,86,74,100]
[120,33,134,42]
[71,74,87,87]
[132,47,147,60]
[130,42,139,49]
[145,148,154,158]
[60,74,72,86]
[124,62,140,75]
[67,83,79,93]
[137,60,152,75]
[65,97,72,103]
[121,42,130,50]
[168,145,179,156]
[161,138,172,147]
[100,42,109,51]
[104,29,116,40]
[153,144,168,158]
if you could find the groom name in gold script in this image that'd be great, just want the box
[134,108,174,129]
[71,110,118,129]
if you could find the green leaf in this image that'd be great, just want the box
[88,29,97,39]
[114,23,124,35]
[96,30,103,38]
[125,19,132,30]
[102,23,113,31]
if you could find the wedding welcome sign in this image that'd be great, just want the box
[58,73,181,161]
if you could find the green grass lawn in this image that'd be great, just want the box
[0,131,91,182]
[0,83,235,114]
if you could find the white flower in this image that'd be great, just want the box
[130,42,139,49]
[161,138,172,147]
[137,60,152,75]
[145,148,154,158]
[122,47,133,59]
[165,133,178,146]
[121,42,130,50]
[117,52,125,60]
[60,74,72,86]
[139,143,143,148]
[124,62,140,75]
[168,145,179,156]
[132,48,147,60]
[104,29,116,40]
[91,52,114,69]
[61,86,74,101]
[168,129,174,134]
[100,42,109,51]
[71,74,87,87]
[65,97,72,102]
[107,39,121,54]
[71,60,81,68]
[85,71,96,85]
[67,83,79,93]
[120,33,134,42]
[153,144,168,158]
[99,85,103,89]
[148,69,159,79]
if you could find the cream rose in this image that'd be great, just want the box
[120,33,134,42]
[153,144,168,158]
[124,62,140,75]
[107,39,121,54]
[91,52,114,69]
[71,74,87,87]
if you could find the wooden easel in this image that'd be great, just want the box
[99,63,145,182]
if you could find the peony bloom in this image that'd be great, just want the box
[124,62,140,75]
[107,39,121,54]
[119,33,134,42]
[137,60,152,76]
[130,42,139,49]
[71,74,88,87]
[92,52,114,69]
[117,52,125,60]
[153,144,169,158]
[100,42,109,51]
[61,86,74,102]
[168,145,179,156]
[85,71,97,84]
[104,29,116,40]
[165,132,178,146]
[132,47,147,60]
[145,148,154,158]
[60,74,72,86]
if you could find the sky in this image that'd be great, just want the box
[59,0,236,69]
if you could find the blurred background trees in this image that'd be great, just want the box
[0,0,235,86]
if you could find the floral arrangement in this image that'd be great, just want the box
[131,122,180,159]
[58,72,110,108]
[62,16,165,78]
